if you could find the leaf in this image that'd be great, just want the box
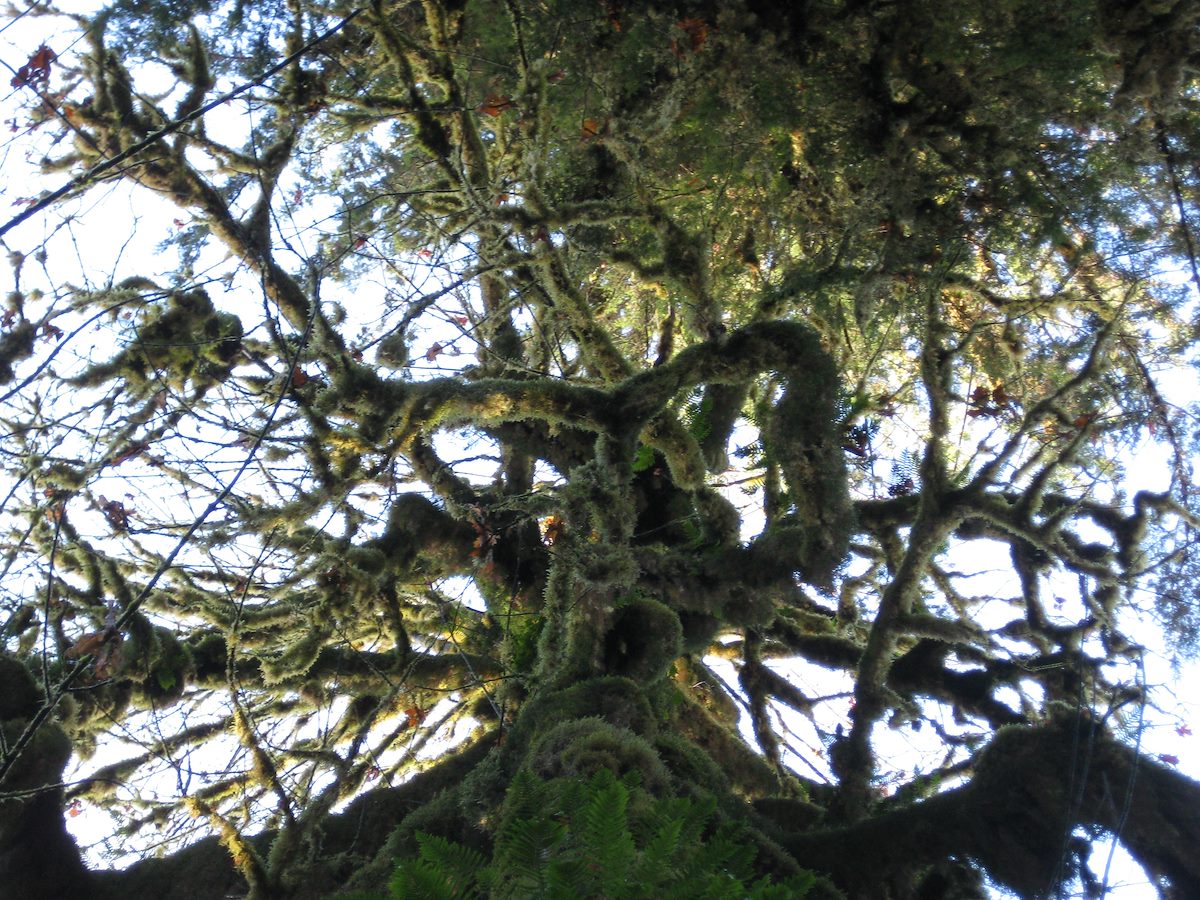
[65,631,108,658]
[580,118,603,141]
[99,496,130,531]
[1159,754,1180,766]
[631,444,656,472]
[425,342,443,362]
[10,45,56,89]
[539,515,565,546]
[1177,724,1193,737]
[477,94,515,117]
[412,832,486,897]
[110,442,150,466]
[579,772,635,887]
[290,366,310,388]
[156,669,177,692]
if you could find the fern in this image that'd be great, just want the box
[388,770,816,899]
[493,817,568,898]
[390,833,487,899]
[579,771,636,891]
[631,815,683,885]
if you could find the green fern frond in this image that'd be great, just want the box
[578,771,636,893]
[389,771,814,899]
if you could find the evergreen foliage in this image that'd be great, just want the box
[0,1,1199,897]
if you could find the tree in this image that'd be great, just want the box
[1,0,1200,896]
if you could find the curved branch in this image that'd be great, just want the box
[787,714,1200,897]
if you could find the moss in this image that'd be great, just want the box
[372,493,475,572]
[575,542,639,588]
[753,797,826,832]
[670,690,782,798]
[260,625,326,686]
[69,289,242,395]
[40,463,88,492]
[679,610,721,653]
[60,679,133,755]
[457,745,510,826]
[0,653,41,720]
[342,545,387,576]
[393,786,475,855]
[188,631,227,677]
[0,720,73,843]
[141,627,193,704]
[691,486,741,547]
[653,732,729,796]
[527,719,671,794]
[512,677,656,745]
[601,596,682,683]
[0,320,35,385]
[696,383,749,473]
[501,613,544,676]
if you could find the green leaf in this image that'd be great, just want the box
[631,444,655,473]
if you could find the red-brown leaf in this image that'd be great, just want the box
[10,45,56,89]
[110,442,150,466]
[477,94,515,117]
[66,631,108,659]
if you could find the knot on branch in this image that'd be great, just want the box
[529,719,671,794]
[601,596,682,683]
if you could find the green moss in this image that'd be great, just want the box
[189,631,227,676]
[0,653,41,720]
[503,613,544,675]
[679,610,721,653]
[373,493,475,573]
[69,289,243,395]
[0,320,35,384]
[142,627,193,704]
[601,596,682,683]
[0,721,73,843]
[513,677,656,745]
[59,680,134,755]
[260,624,326,686]
[653,732,729,796]
[528,719,671,794]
